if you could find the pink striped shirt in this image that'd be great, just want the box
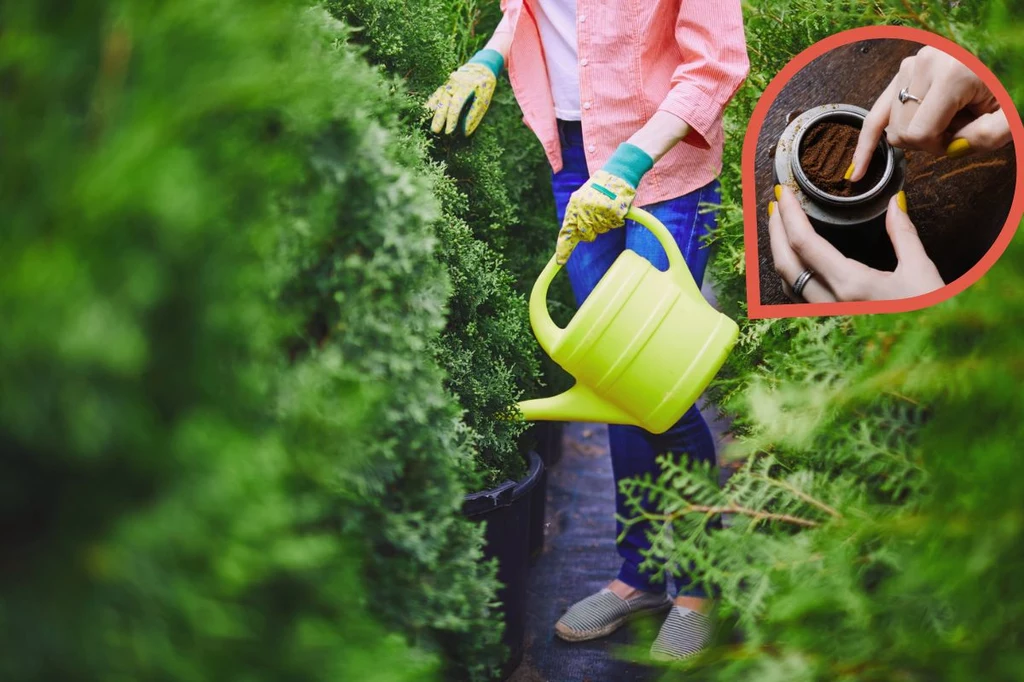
[494,0,749,206]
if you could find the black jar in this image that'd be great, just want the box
[774,104,907,229]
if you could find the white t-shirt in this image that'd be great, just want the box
[534,0,581,121]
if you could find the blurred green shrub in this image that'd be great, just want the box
[626,1,1024,680]
[0,1,504,679]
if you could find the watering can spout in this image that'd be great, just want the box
[517,383,633,426]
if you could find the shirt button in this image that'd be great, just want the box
[583,101,592,110]
[588,144,596,153]
[579,14,587,22]
[580,58,589,66]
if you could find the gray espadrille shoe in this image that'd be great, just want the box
[649,605,713,661]
[554,588,672,642]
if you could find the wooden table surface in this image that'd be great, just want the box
[754,38,1017,306]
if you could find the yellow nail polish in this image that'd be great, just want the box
[896,190,908,213]
[843,162,855,181]
[774,184,782,201]
[768,201,775,218]
[946,138,971,159]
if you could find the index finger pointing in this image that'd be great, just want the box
[850,77,899,182]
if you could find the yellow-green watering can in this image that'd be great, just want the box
[518,207,739,435]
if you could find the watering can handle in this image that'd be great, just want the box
[529,207,705,356]
[627,207,705,301]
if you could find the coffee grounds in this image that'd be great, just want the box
[799,120,885,198]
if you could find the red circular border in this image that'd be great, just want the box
[744,26,1024,319]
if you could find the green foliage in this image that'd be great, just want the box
[627,2,1024,680]
[0,1,505,679]
[275,15,505,678]
[331,0,574,436]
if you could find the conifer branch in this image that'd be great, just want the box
[748,474,843,519]
[638,505,820,529]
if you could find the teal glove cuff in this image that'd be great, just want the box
[602,143,654,189]
[468,49,505,78]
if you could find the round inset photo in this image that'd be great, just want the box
[745,28,1022,317]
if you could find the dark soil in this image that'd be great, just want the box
[799,120,885,197]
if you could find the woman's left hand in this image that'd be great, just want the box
[768,185,944,302]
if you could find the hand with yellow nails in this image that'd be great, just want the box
[767,185,944,302]
[555,143,654,265]
[848,46,1012,181]
[426,49,504,137]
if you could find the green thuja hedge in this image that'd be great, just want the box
[331,0,575,458]
[627,1,1024,680]
[276,16,504,676]
[1,1,504,679]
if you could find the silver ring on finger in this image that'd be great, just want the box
[792,269,815,298]
[898,87,922,104]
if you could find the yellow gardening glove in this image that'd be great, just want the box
[425,49,503,137]
[554,143,654,265]
[555,172,636,265]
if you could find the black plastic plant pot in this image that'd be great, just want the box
[528,461,547,562]
[526,422,564,560]
[534,421,565,468]
[463,451,543,680]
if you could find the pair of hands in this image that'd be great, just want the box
[769,186,943,302]
[427,50,648,265]
[772,46,1011,302]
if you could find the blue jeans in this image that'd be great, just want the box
[552,120,719,597]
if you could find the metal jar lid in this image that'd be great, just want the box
[774,103,907,228]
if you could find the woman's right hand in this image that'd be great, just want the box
[849,46,1012,181]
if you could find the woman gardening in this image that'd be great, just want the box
[427,0,748,661]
